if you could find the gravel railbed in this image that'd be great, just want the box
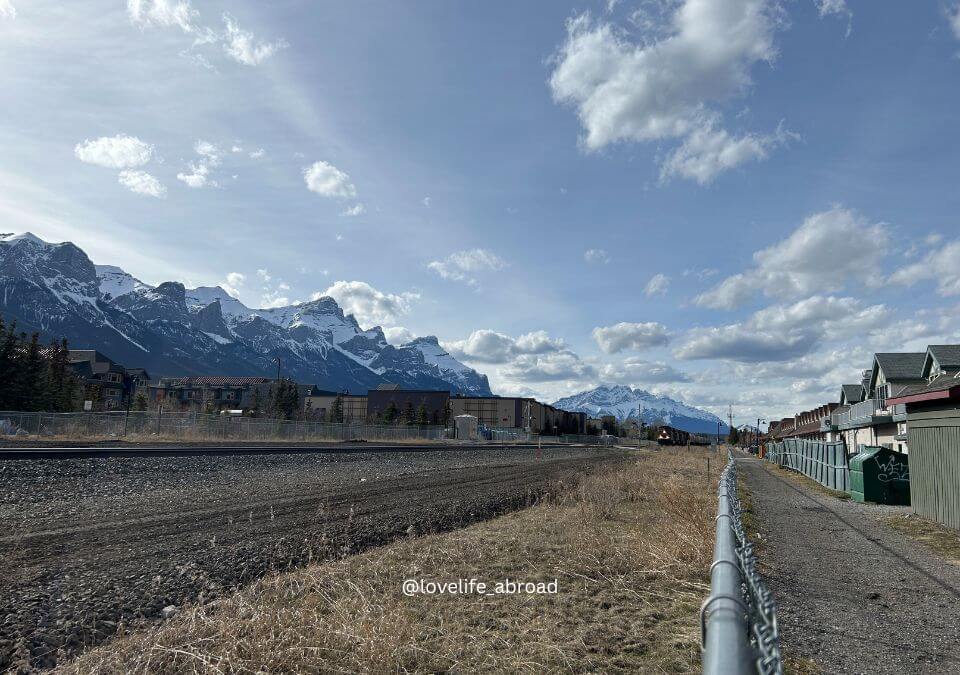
[739,457,960,674]
[0,445,630,670]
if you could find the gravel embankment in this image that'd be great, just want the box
[739,457,960,674]
[0,445,630,670]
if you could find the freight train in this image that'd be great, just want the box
[656,425,715,446]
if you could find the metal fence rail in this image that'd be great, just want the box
[702,452,782,675]
[765,438,850,492]
[0,411,623,446]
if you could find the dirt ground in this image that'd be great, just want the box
[739,456,960,674]
[0,445,628,671]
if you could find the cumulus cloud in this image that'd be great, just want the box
[695,207,888,309]
[74,135,154,169]
[815,0,852,36]
[127,0,197,32]
[445,329,566,364]
[660,118,797,184]
[592,322,672,354]
[383,326,416,345]
[316,280,418,327]
[304,161,358,199]
[427,249,506,287]
[599,358,691,384]
[889,239,960,298]
[549,1,787,180]
[117,170,166,198]
[223,272,245,298]
[176,140,221,188]
[584,248,610,264]
[0,0,15,20]
[644,273,670,296]
[341,203,366,217]
[222,13,287,66]
[676,295,890,362]
[249,148,265,159]
[503,352,596,382]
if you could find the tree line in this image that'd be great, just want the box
[0,318,80,412]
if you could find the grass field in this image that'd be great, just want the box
[58,448,721,674]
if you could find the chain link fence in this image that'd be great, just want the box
[0,411,624,446]
[702,451,782,675]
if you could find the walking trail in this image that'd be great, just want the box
[738,456,960,674]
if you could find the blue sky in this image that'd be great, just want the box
[2,0,960,424]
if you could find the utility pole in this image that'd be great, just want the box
[728,404,733,444]
[275,356,281,382]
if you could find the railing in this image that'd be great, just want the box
[0,411,451,443]
[702,451,782,674]
[764,438,850,492]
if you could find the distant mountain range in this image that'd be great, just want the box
[0,232,491,395]
[552,384,729,435]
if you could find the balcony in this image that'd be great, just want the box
[834,398,900,429]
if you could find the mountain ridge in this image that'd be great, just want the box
[552,384,728,435]
[0,232,492,395]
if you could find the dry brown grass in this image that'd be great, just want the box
[767,464,851,501]
[883,513,960,564]
[58,449,721,674]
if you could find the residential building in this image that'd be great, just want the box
[66,350,149,410]
[146,377,319,414]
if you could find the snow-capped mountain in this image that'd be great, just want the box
[553,384,729,435]
[0,232,492,395]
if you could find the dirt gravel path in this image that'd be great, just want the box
[0,445,629,671]
[739,456,960,674]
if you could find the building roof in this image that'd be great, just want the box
[376,383,401,390]
[874,352,926,381]
[157,376,274,387]
[888,372,960,406]
[927,345,960,370]
[840,384,864,404]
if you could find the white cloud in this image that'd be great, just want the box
[223,271,245,298]
[950,4,960,40]
[260,294,291,309]
[384,326,416,345]
[422,196,432,207]
[660,118,797,184]
[592,322,672,354]
[256,268,271,282]
[303,161,358,199]
[176,140,221,188]
[695,207,888,309]
[222,14,287,66]
[445,329,566,364]
[117,170,166,198]
[675,324,818,363]
[127,0,197,33]
[599,358,691,384]
[503,351,596,382]
[584,248,610,264]
[0,0,15,20]
[74,135,154,169]
[427,249,506,286]
[249,148,265,159]
[549,2,786,180]
[815,0,852,36]
[889,239,960,297]
[316,280,419,327]
[341,203,366,217]
[644,273,670,296]
[676,295,890,363]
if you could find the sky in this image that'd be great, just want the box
[2,0,960,426]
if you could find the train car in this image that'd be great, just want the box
[656,425,690,446]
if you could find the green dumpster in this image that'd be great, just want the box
[849,446,910,505]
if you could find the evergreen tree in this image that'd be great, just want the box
[728,426,740,445]
[134,392,148,411]
[403,400,415,425]
[330,393,344,423]
[415,403,428,426]
[383,401,399,423]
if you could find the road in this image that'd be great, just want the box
[0,444,630,670]
[739,457,960,674]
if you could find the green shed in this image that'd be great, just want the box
[849,447,910,505]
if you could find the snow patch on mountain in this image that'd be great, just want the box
[553,385,728,435]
